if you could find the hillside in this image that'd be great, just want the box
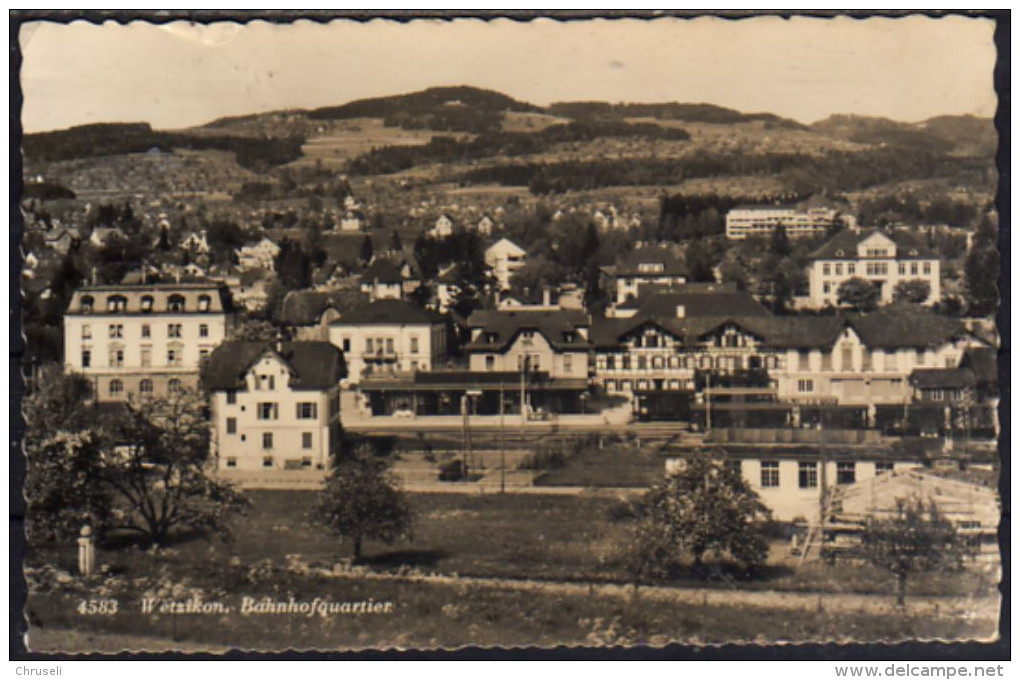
[810,114,996,158]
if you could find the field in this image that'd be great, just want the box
[24,491,999,651]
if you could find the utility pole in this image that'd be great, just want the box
[705,371,713,433]
[500,382,506,494]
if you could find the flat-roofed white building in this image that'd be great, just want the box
[726,205,840,240]
[63,282,237,402]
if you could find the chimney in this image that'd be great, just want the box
[676,304,686,319]
[542,286,552,308]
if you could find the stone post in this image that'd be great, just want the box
[78,525,95,578]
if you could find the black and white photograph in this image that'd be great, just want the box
[11,11,1005,657]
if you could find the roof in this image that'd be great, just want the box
[909,368,977,389]
[464,308,591,352]
[810,228,937,261]
[832,470,999,528]
[330,299,443,326]
[279,289,367,326]
[614,247,689,277]
[202,341,346,391]
[485,238,526,256]
[361,258,409,284]
[592,298,970,351]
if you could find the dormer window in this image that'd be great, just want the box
[106,295,127,313]
[140,295,154,313]
[81,295,94,313]
[835,249,844,257]
[167,294,186,312]
[198,294,211,312]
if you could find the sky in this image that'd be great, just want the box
[18,15,998,133]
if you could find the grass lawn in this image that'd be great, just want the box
[27,564,993,653]
[23,490,999,651]
[533,445,666,488]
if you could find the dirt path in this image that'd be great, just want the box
[325,567,1000,621]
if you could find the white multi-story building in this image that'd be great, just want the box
[63,283,237,402]
[807,229,941,308]
[484,238,527,290]
[328,300,447,383]
[204,341,345,471]
[726,205,841,240]
[606,246,689,304]
[235,237,281,271]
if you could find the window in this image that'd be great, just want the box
[258,403,279,420]
[910,262,919,276]
[296,402,317,419]
[365,338,374,353]
[302,432,313,449]
[81,325,91,340]
[385,338,395,354]
[168,324,182,338]
[139,379,154,396]
[107,295,127,313]
[168,379,183,394]
[875,461,894,475]
[109,347,124,367]
[302,457,313,468]
[108,379,123,396]
[835,263,843,276]
[81,348,91,368]
[262,456,273,467]
[898,263,907,276]
[199,348,210,363]
[167,347,182,366]
[798,379,814,393]
[109,324,123,339]
[226,457,237,468]
[798,462,818,488]
[81,295,94,313]
[226,417,237,434]
[140,347,151,367]
[822,263,831,276]
[141,295,154,313]
[141,324,151,339]
[168,294,186,312]
[564,355,574,373]
[923,262,932,275]
[199,324,209,338]
[848,263,856,275]
[226,390,236,405]
[485,355,495,371]
[760,461,780,488]
[342,337,351,353]
[637,356,647,370]
[837,462,856,485]
[841,344,854,371]
[198,295,211,312]
[410,336,419,354]
[262,434,273,450]
[823,282,831,295]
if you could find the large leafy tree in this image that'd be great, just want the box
[102,390,248,546]
[860,498,969,607]
[837,277,880,313]
[628,454,770,588]
[893,279,932,305]
[317,448,414,561]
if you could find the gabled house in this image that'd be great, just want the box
[328,299,447,382]
[359,257,421,301]
[484,238,527,290]
[180,230,211,255]
[604,246,690,304]
[280,289,367,341]
[235,237,281,272]
[203,341,346,471]
[807,229,941,308]
[464,309,591,379]
[428,213,455,238]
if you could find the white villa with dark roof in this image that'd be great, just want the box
[328,299,447,382]
[484,238,527,290]
[204,341,345,471]
[604,246,689,304]
[807,228,941,308]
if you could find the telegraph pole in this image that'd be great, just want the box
[500,382,506,494]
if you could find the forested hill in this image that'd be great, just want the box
[306,85,543,133]
[811,114,997,157]
[547,101,805,128]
